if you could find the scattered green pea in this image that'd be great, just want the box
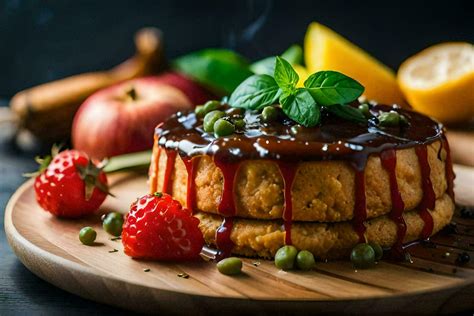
[358,103,371,118]
[103,212,124,237]
[275,245,298,270]
[217,257,243,275]
[203,110,225,133]
[79,226,96,245]
[261,106,278,122]
[368,242,383,261]
[214,118,235,137]
[234,118,246,129]
[296,250,316,271]
[350,243,376,269]
[195,105,206,117]
[378,111,400,127]
[203,100,221,113]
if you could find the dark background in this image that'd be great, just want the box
[1,0,473,98]
[0,0,473,314]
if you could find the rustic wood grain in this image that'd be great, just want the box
[4,166,474,315]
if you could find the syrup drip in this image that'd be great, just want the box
[213,158,240,258]
[149,142,161,193]
[352,163,367,243]
[213,159,240,217]
[162,149,177,194]
[277,162,298,245]
[442,136,455,201]
[215,217,234,260]
[415,145,436,239]
[380,149,407,256]
[181,156,200,213]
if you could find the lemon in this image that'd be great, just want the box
[398,42,474,123]
[304,22,405,105]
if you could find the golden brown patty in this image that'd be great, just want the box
[196,194,454,259]
[151,140,449,222]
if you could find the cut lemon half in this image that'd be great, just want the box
[398,42,474,123]
[304,22,406,106]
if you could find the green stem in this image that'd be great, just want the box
[103,150,152,173]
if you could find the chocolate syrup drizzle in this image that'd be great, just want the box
[380,149,407,256]
[153,103,451,259]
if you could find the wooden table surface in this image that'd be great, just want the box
[1,120,473,315]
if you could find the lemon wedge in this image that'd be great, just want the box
[398,42,474,123]
[293,64,309,87]
[304,22,406,105]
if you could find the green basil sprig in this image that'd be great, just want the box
[228,74,281,110]
[229,56,366,127]
[304,71,365,106]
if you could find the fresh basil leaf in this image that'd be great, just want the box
[250,44,303,75]
[229,74,281,110]
[274,56,299,94]
[280,89,320,127]
[173,49,253,95]
[304,71,364,106]
[326,104,367,124]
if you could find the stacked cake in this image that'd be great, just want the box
[148,103,454,259]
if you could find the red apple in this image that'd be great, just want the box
[155,72,215,105]
[72,74,213,159]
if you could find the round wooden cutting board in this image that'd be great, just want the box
[5,167,474,315]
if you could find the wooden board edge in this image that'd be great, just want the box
[3,176,474,314]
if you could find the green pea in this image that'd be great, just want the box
[203,100,221,113]
[226,107,244,117]
[195,105,206,117]
[103,212,124,237]
[275,245,298,270]
[261,106,278,122]
[79,226,96,245]
[234,118,246,129]
[296,250,316,271]
[350,243,376,269]
[214,119,235,137]
[369,242,383,261]
[216,257,243,275]
[358,103,371,118]
[399,114,409,126]
[378,111,400,127]
[203,110,225,133]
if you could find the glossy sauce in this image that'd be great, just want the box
[162,149,177,194]
[154,104,446,258]
[380,149,407,256]
[212,159,240,255]
[181,156,200,212]
[215,217,234,260]
[415,146,436,239]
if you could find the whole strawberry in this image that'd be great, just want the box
[33,147,109,218]
[122,192,204,260]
